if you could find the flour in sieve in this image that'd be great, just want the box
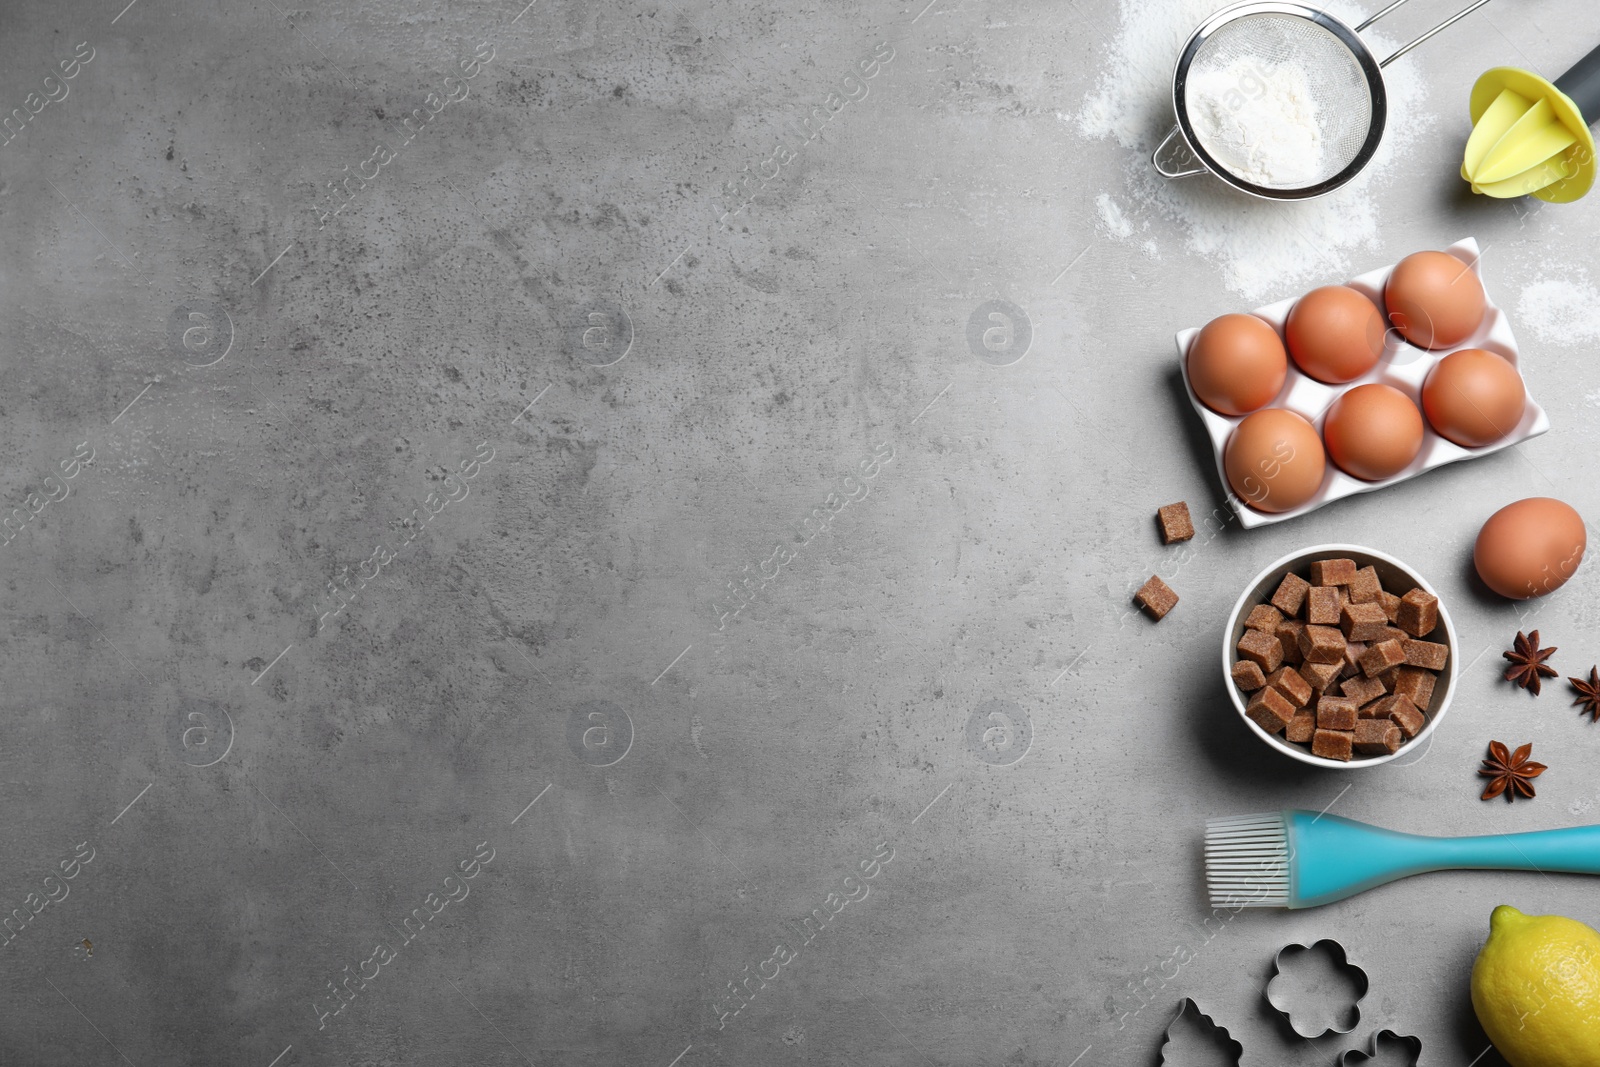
[1186,58,1324,188]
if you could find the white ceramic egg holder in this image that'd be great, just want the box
[1175,238,1549,530]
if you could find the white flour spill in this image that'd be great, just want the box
[1517,272,1600,345]
[1095,192,1135,239]
[1076,0,1429,299]
[1186,58,1324,188]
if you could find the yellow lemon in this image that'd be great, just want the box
[1472,905,1600,1067]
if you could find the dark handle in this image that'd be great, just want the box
[1554,42,1600,125]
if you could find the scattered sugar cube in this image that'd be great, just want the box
[1157,502,1195,544]
[1136,575,1179,621]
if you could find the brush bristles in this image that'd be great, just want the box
[1205,812,1290,909]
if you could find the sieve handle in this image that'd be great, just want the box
[1152,126,1206,179]
[1375,0,1495,68]
[1356,0,1420,32]
[1353,0,1416,33]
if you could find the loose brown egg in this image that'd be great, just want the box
[1224,408,1326,513]
[1474,497,1586,599]
[1285,286,1385,383]
[1385,250,1487,349]
[1187,313,1288,416]
[1322,383,1424,481]
[1421,348,1527,448]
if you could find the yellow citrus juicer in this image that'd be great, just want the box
[1463,43,1600,201]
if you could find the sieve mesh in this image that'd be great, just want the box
[1181,13,1376,190]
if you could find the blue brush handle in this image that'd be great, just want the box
[1430,824,1600,871]
[1288,812,1600,909]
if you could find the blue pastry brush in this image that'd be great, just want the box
[1206,811,1600,909]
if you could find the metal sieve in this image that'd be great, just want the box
[1153,0,1495,200]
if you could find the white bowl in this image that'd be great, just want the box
[1177,238,1550,529]
[1223,544,1458,768]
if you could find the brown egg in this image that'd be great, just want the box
[1474,498,1586,599]
[1385,250,1487,349]
[1224,408,1326,513]
[1421,348,1527,448]
[1285,286,1385,383]
[1322,384,1424,481]
[1187,313,1288,416]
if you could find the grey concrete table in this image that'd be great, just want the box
[4,0,1599,1063]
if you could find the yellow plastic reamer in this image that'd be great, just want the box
[1463,47,1600,202]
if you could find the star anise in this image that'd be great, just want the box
[1503,630,1558,695]
[1572,667,1600,722]
[1479,741,1546,802]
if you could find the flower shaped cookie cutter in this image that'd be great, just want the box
[1264,939,1370,1038]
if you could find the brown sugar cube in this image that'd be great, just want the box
[1300,660,1342,691]
[1376,591,1401,627]
[1391,667,1437,712]
[1300,625,1346,664]
[1310,558,1358,586]
[1354,718,1403,755]
[1387,698,1427,739]
[1377,589,1402,622]
[1377,626,1409,644]
[1341,601,1389,642]
[1360,638,1406,677]
[1238,628,1285,673]
[1307,586,1343,625]
[1341,641,1367,679]
[1276,619,1307,665]
[1340,675,1387,708]
[1347,566,1383,604]
[1267,667,1313,708]
[1246,687,1296,734]
[1245,604,1285,633]
[1157,502,1195,544]
[1402,639,1449,671]
[1357,696,1391,718]
[1317,695,1360,730]
[1135,575,1179,620]
[1232,660,1268,691]
[1286,709,1316,743]
[1271,571,1312,617]
[1396,588,1439,637]
[1365,694,1401,718]
[1312,729,1355,761]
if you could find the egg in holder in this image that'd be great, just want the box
[1177,238,1550,529]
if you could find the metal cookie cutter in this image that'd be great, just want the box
[1264,939,1370,1038]
[1339,1029,1424,1067]
[1158,998,1243,1066]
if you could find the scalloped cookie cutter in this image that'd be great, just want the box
[1339,1028,1424,1067]
[1264,939,1370,1038]
[1158,997,1242,1066]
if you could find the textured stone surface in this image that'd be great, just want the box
[4,0,1600,1064]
